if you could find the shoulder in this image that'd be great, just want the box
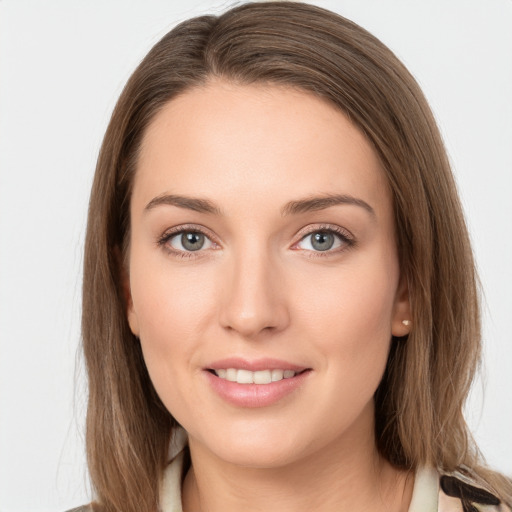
[438,468,511,512]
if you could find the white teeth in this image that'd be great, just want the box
[271,369,284,381]
[254,370,272,384]
[214,368,298,384]
[236,369,253,384]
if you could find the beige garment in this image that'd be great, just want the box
[159,447,509,512]
[66,431,509,512]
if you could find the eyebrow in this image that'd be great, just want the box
[145,194,223,215]
[144,192,375,218]
[281,193,375,218]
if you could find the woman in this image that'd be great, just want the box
[76,2,511,511]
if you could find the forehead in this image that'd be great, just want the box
[134,80,391,216]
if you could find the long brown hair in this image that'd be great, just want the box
[82,2,511,510]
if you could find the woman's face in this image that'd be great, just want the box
[126,81,410,468]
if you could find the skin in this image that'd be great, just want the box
[125,80,413,512]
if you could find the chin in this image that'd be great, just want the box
[214,443,305,469]
[191,420,319,469]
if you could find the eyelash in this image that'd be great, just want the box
[157,223,355,259]
[156,224,217,260]
[294,224,356,258]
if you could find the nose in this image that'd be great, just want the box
[218,245,290,339]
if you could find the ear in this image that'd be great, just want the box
[391,274,412,337]
[114,246,140,337]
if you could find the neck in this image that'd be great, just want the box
[181,410,413,512]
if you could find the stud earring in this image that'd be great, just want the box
[402,320,411,326]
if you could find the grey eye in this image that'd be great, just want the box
[310,232,335,251]
[180,232,205,251]
[297,230,347,252]
[168,231,214,252]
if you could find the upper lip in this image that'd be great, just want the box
[206,357,309,372]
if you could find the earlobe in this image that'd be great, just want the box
[114,246,140,337]
[127,305,140,338]
[391,276,412,337]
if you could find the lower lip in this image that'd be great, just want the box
[205,370,311,408]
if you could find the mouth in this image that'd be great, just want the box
[208,368,308,384]
[204,358,312,407]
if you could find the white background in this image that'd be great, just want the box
[0,1,511,510]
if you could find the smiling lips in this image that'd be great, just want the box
[205,360,311,407]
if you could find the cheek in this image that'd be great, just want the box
[130,249,217,339]
[301,258,397,335]
[129,269,208,417]
[128,253,220,395]
[298,255,398,381]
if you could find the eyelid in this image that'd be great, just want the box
[291,223,355,255]
[157,224,220,257]
[157,222,355,258]
[294,223,353,240]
